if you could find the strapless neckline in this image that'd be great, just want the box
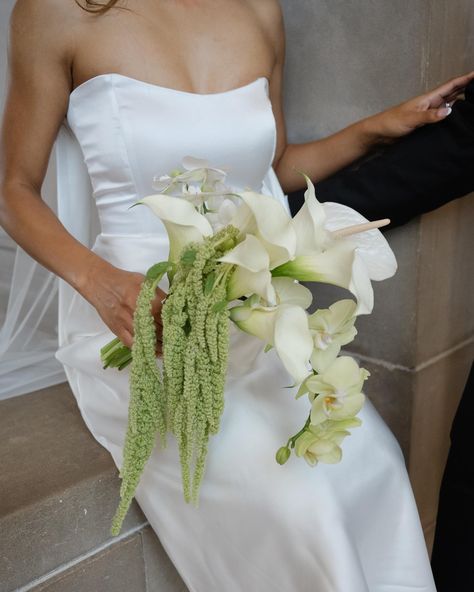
[69,72,269,101]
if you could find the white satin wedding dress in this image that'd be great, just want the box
[53,73,436,592]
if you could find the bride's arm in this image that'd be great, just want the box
[0,0,165,351]
[264,2,474,194]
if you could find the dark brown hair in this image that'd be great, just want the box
[75,0,124,15]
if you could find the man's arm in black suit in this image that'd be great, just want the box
[288,81,474,227]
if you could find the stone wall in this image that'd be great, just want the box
[280,0,474,550]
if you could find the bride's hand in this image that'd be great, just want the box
[82,262,167,355]
[364,71,474,142]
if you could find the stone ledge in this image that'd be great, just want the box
[0,383,187,592]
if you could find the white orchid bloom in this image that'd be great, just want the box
[229,191,297,268]
[229,303,313,385]
[271,276,313,309]
[305,356,369,426]
[294,417,362,466]
[217,235,277,304]
[308,300,357,373]
[151,155,231,197]
[137,194,213,263]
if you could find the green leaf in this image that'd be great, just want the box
[204,272,216,296]
[181,249,197,265]
[145,261,171,281]
[263,343,273,353]
[212,300,228,313]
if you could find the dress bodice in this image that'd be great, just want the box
[65,73,278,235]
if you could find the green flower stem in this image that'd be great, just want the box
[287,414,311,450]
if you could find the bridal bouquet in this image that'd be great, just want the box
[101,156,396,536]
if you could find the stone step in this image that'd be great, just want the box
[0,383,188,592]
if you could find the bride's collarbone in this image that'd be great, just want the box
[71,1,275,94]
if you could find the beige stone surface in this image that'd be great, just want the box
[410,342,474,549]
[281,0,474,553]
[33,533,146,592]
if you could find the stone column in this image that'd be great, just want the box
[280,0,474,551]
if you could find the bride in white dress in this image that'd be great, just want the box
[5,0,472,590]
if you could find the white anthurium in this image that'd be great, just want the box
[294,417,362,466]
[229,303,313,385]
[229,191,297,268]
[284,173,396,314]
[308,299,358,373]
[137,194,213,263]
[305,356,369,426]
[271,276,313,310]
[217,235,277,304]
[292,172,396,281]
[323,201,397,281]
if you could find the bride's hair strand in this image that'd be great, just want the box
[75,0,124,15]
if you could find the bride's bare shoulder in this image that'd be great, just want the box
[10,0,87,49]
[246,0,284,30]
[246,0,284,54]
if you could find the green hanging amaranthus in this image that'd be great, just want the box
[109,225,239,535]
[110,262,171,536]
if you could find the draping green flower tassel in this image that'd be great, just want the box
[161,225,238,504]
[110,227,238,534]
[110,263,170,536]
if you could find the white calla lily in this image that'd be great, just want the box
[292,173,330,255]
[229,303,313,384]
[230,191,297,268]
[217,235,276,304]
[138,194,213,262]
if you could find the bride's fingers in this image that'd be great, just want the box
[428,71,474,100]
[118,327,134,349]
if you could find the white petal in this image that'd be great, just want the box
[272,277,313,309]
[218,199,238,225]
[182,156,210,170]
[227,267,277,304]
[138,194,213,262]
[349,251,374,315]
[273,305,313,384]
[231,191,297,268]
[292,173,329,255]
[310,342,341,374]
[229,305,277,344]
[322,356,363,392]
[217,234,269,271]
